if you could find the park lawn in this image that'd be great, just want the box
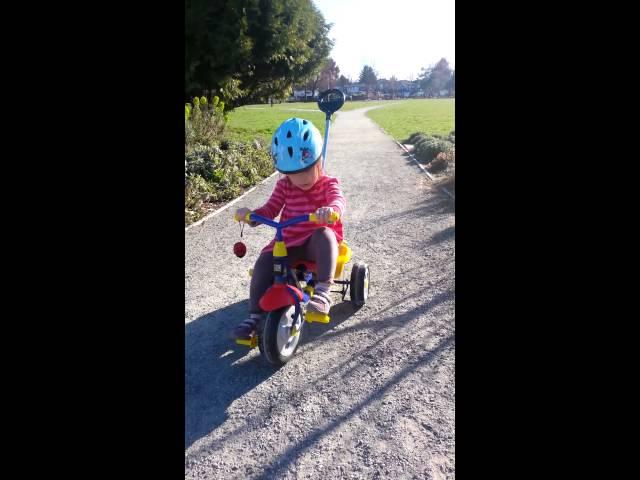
[339,100,388,111]
[225,107,328,144]
[365,99,454,140]
[240,99,388,112]
[226,98,453,144]
[226,100,389,143]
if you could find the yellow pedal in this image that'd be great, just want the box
[305,311,330,324]
[248,268,254,277]
[236,336,258,348]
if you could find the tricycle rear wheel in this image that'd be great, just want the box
[350,262,370,307]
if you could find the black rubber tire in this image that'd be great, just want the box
[350,261,370,307]
[259,306,301,367]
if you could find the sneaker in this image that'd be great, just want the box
[306,289,332,315]
[233,314,262,339]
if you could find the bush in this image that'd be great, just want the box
[184,96,277,225]
[406,131,455,196]
[185,95,227,148]
[406,130,454,147]
[412,134,434,153]
[405,131,426,144]
[184,142,274,221]
[185,174,213,224]
[404,131,454,163]
[427,151,451,173]
[415,137,454,164]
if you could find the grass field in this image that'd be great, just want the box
[225,98,454,144]
[225,100,388,142]
[225,107,327,144]
[237,99,387,112]
[366,99,454,141]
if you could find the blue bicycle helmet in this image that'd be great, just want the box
[271,117,323,174]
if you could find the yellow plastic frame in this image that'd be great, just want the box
[334,241,352,278]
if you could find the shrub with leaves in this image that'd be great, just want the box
[184,142,274,225]
[405,131,425,144]
[415,136,454,164]
[185,95,227,147]
[405,132,455,196]
[185,174,213,224]
[427,151,451,173]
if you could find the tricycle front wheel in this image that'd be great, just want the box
[259,305,303,366]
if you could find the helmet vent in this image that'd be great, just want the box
[288,146,293,158]
[302,120,308,125]
[286,130,292,138]
[274,137,278,146]
[303,130,309,141]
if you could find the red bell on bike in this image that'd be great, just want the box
[233,241,246,258]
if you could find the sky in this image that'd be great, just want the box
[312,0,454,82]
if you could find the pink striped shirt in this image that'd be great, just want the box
[253,175,346,253]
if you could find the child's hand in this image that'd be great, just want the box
[315,206,336,224]
[235,207,252,224]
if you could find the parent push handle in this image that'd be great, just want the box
[317,89,345,170]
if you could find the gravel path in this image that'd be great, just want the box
[185,106,455,479]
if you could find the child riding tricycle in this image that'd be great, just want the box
[232,89,370,366]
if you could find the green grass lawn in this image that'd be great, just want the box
[365,99,455,141]
[226,100,389,143]
[238,99,387,112]
[225,98,454,144]
[225,107,328,144]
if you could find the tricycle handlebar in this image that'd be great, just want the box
[234,211,339,228]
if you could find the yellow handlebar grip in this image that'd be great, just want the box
[233,212,252,222]
[309,211,340,223]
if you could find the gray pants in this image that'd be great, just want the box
[250,227,338,314]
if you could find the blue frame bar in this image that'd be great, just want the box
[248,213,280,229]
[249,213,313,242]
[249,213,312,229]
[280,215,312,228]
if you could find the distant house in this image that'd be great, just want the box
[377,79,389,92]
[343,83,365,95]
[330,80,428,99]
[396,80,419,98]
